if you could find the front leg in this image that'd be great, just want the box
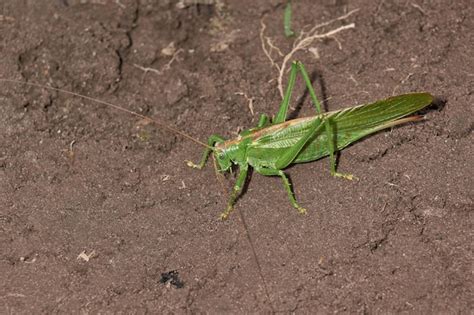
[186,134,225,169]
[220,163,249,220]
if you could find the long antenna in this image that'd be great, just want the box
[0,78,212,149]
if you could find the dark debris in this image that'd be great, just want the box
[159,270,184,289]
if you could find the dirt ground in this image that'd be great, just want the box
[1,0,472,313]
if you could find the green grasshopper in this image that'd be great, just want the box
[1,61,433,220]
[187,61,433,219]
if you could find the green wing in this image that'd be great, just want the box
[248,93,433,166]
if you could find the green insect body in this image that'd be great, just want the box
[0,61,433,221]
[188,61,433,219]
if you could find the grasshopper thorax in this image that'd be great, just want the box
[214,136,250,172]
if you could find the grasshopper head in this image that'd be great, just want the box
[214,135,249,172]
[214,147,232,172]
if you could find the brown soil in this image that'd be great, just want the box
[1,0,472,313]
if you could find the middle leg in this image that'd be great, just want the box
[254,166,306,214]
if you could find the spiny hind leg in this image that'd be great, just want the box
[255,167,307,215]
[274,61,325,123]
[297,61,356,180]
[273,60,355,180]
[295,61,324,115]
[186,134,225,169]
[273,62,298,124]
[274,116,325,170]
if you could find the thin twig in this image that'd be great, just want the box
[277,23,355,99]
[266,38,284,58]
[133,48,184,76]
[133,64,162,75]
[163,48,184,71]
[259,9,358,99]
[260,18,280,71]
[297,8,359,47]
[235,92,255,116]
